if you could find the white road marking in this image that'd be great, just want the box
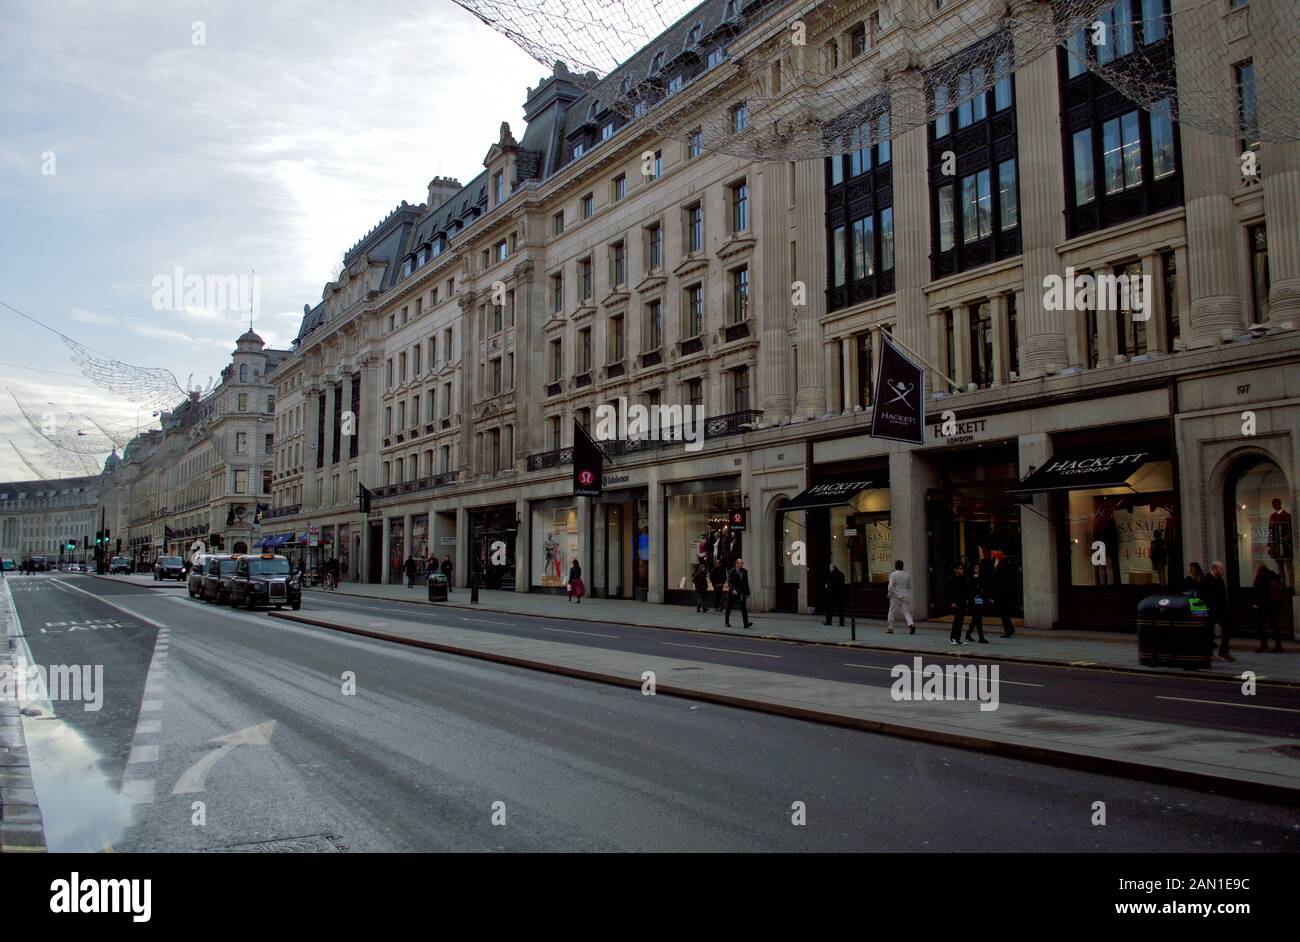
[460,617,515,626]
[538,625,620,638]
[50,577,171,629]
[843,662,1044,687]
[121,779,156,805]
[1155,695,1300,713]
[128,744,160,764]
[661,641,782,658]
[172,721,276,795]
[140,700,164,712]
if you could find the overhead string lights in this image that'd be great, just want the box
[451,0,1298,161]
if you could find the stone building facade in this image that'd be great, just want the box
[266,0,1298,632]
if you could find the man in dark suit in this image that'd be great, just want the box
[1202,560,1235,661]
[823,564,846,626]
[725,558,754,629]
[945,562,971,644]
[991,555,1017,638]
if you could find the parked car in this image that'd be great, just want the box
[108,556,132,574]
[1,558,15,572]
[200,555,240,604]
[29,555,47,572]
[188,554,218,597]
[153,556,186,581]
[229,554,301,610]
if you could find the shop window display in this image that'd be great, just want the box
[387,518,405,581]
[667,490,742,590]
[1231,460,1292,590]
[533,507,579,589]
[1066,460,1175,586]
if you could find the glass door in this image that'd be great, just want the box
[606,505,623,599]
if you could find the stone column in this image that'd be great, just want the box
[1173,244,1192,346]
[953,304,972,388]
[1018,432,1056,629]
[888,449,928,619]
[793,159,827,418]
[576,496,593,598]
[887,56,935,366]
[760,161,794,422]
[515,495,529,594]
[1262,152,1300,324]
[647,464,664,604]
[1010,0,1069,377]
[842,337,859,410]
[824,341,842,413]
[381,514,391,585]
[1141,252,1167,354]
[928,310,947,393]
[304,384,322,507]
[989,293,1009,385]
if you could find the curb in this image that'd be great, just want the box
[0,584,47,853]
[301,587,1300,690]
[87,573,185,590]
[270,609,1300,808]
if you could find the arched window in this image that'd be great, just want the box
[239,363,249,383]
[1226,456,1293,591]
[233,541,248,554]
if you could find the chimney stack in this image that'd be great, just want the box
[426,176,461,210]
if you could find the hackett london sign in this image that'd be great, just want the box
[1042,453,1149,476]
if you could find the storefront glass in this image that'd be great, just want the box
[387,518,405,581]
[828,489,893,584]
[532,506,578,589]
[1065,460,1175,587]
[337,524,350,580]
[1231,460,1292,590]
[411,514,429,561]
[666,488,742,590]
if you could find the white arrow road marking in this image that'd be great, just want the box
[172,721,277,795]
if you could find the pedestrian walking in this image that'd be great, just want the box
[567,559,585,603]
[440,554,454,591]
[886,559,914,635]
[1251,563,1284,653]
[1202,560,1235,661]
[709,559,727,612]
[404,555,418,589]
[1183,561,1204,594]
[965,562,990,643]
[692,561,710,613]
[1150,531,1169,587]
[725,558,753,629]
[991,554,1016,638]
[823,563,846,627]
[945,562,970,645]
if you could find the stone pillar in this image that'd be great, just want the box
[1010,0,1069,377]
[842,337,858,410]
[888,57,935,366]
[1173,244,1192,346]
[1142,252,1168,354]
[953,304,972,388]
[515,496,529,594]
[989,293,1009,385]
[793,159,827,418]
[928,310,947,393]
[1262,154,1300,324]
[304,384,322,507]
[647,464,664,604]
[888,449,928,619]
[381,515,391,585]
[455,503,470,590]
[402,512,412,568]
[1018,432,1056,629]
[760,161,794,422]
[576,496,593,596]
[824,342,842,413]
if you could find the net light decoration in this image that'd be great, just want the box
[62,335,188,414]
[451,0,1298,161]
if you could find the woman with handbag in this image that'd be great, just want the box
[567,559,585,603]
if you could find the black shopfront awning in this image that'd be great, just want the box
[1008,443,1169,495]
[783,475,888,512]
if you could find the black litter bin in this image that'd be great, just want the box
[427,573,449,602]
[1136,592,1212,669]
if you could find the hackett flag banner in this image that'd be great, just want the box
[573,420,603,498]
[870,334,925,444]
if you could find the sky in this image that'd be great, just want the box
[0,0,546,481]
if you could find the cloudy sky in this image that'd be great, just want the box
[0,0,544,480]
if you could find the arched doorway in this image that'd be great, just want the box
[772,497,800,613]
[1223,455,1293,634]
[232,541,248,554]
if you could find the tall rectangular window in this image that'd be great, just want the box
[961,169,992,243]
[969,301,993,388]
[733,367,750,413]
[687,203,704,253]
[580,258,592,300]
[1115,262,1147,356]
[1102,112,1142,194]
[580,327,592,372]
[998,160,1018,230]
[1249,223,1270,324]
[688,128,703,159]
[1235,60,1258,154]
[881,207,894,271]
[609,315,625,363]
[852,216,873,279]
[647,223,662,270]
[731,266,749,322]
[1150,99,1176,179]
[611,241,626,287]
[613,174,626,201]
[687,285,704,337]
[731,182,749,232]
[938,185,954,251]
[646,300,662,349]
[1072,128,1095,205]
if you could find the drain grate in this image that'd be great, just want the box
[202,833,346,853]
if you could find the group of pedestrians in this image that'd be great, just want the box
[1183,559,1287,657]
[402,553,455,590]
[691,556,753,628]
[943,558,1016,644]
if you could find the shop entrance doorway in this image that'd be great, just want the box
[368,522,382,584]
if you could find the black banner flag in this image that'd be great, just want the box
[869,334,925,445]
[573,420,603,498]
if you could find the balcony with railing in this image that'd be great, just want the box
[373,470,459,502]
[525,410,762,471]
[263,504,300,520]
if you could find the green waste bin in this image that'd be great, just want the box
[1136,592,1212,669]
[427,572,449,602]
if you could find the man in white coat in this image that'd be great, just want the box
[886,559,915,634]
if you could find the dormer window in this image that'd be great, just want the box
[573,142,586,160]
[601,121,615,140]
[668,75,683,95]
[651,50,665,72]
[493,171,505,204]
[402,259,413,278]
[707,47,726,69]
[416,247,428,267]
[724,0,737,20]
[687,23,702,47]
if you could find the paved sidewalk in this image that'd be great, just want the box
[272,604,1300,805]
[300,579,1300,685]
[0,582,47,852]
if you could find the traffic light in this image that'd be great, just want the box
[104,528,110,541]
[96,530,103,546]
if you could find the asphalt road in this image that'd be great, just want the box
[7,574,1299,852]
[299,589,1300,739]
